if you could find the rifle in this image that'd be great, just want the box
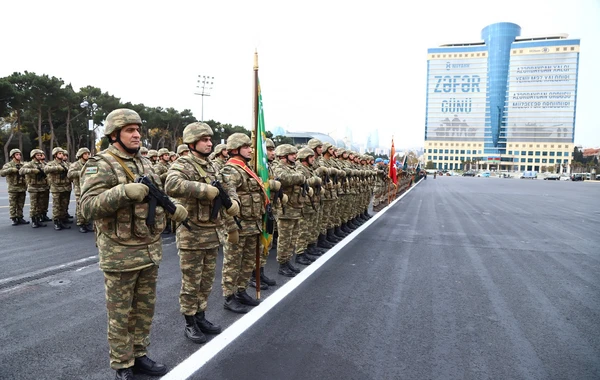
[210,180,242,230]
[301,182,317,211]
[274,177,285,214]
[36,168,47,182]
[135,175,191,232]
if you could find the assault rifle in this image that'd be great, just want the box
[210,180,242,230]
[135,175,191,231]
[274,178,286,214]
[301,182,317,211]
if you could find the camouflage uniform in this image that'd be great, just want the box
[68,148,91,229]
[211,143,228,171]
[273,144,306,274]
[153,148,170,185]
[0,149,28,223]
[294,148,322,264]
[80,109,168,373]
[44,148,72,228]
[19,149,50,225]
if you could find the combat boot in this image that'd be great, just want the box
[133,356,167,376]
[59,219,71,229]
[35,216,47,227]
[363,210,372,219]
[62,218,73,224]
[183,315,207,344]
[304,251,319,262]
[306,243,323,256]
[11,218,19,226]
[334,226,348,238]
[341,223,353,233]
[85,222,95,232]
[42,214,51,222]
[31,217,39,229]
[287,260,301,273]
[249,276,268,290]
[54,219,63,231]
[327,228,342,243]
[235,289,260,306]
[17,217,29,225]
[317,234,335,249]
[115,368,134,380]
[78,225,88,233]
[194,311,222,334]
[295,253,312,265]
[278,263,296,277]
[224,295,250,314]
[260,267,276,286]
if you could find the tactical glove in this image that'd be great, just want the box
[205,184,219,200]
[124,183,149,202]
[226,201,240,216]
[281,194,289,205]
[172,204,188,223]
[308,187,314,197]
[227,229,239,244]
[268,179,281,191]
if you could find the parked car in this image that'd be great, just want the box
[477,171,490,178]
[560,174,571,181]
[519,171,538,179]
[544,173,560,180]
[571,173,585,181]
[462,171,476,177]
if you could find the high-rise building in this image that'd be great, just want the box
[424,22,580,172]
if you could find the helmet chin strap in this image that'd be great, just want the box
[110,130,140,155]
[188,143,210,158]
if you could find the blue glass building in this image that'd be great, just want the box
[424,22,580,172]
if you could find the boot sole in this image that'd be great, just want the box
[185,331,207,344]
[223,305,249,314]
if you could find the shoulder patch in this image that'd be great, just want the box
[170,163,185,171]
[85,167,98,174]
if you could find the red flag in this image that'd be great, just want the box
[389,138,397,185]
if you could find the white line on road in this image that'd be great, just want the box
[0,255,98,287]
[161,181,422,380]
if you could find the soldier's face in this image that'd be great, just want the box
[221,150,229,159]
[315,146,323,156]
[82,153,90,161]
[13,153,21,161]
[194,136,213,156]
[141,152,148,157]
[286,153,297,163]
[118,125,141,150]
[267,147,275,161]
[181,151,189,156]
[239,145,253,160]
[161,154,169,161]
[35,153,44,161]
[56,152,64,160]
[307,156,315,165]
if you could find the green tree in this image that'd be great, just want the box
[425,160,435,169]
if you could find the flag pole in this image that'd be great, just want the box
[253,50,261,299]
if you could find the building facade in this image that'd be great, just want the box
[424,22,580,172]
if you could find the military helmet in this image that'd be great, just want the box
[30,149,44,159]
[226,133,251,151]
[274,144,298,157]
[182,122,213,144]
[76,147,90,159]
[323,142,333,152]
[139,146,149,154]
[51,147,64,157]
[148,149,158,158]
[297,147,315,160]
[265,138,275,149]
[307,138,323,150]
[176,144,189,155]
[169,151,176,157]
[104,108,142,136]
[157,148,169,156]
[336,148,346,155]
[9,148,22,158]
[213,143,227,155]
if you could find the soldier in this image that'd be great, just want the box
[176,144,190,157]
[0,149,29,225]
[169,151,177,163]
[154,148,172,233]
[68,147,92,233]
[62,150,70,163]
[273,144,307,277]
[43,147,72,230]
[165,122,238,343]
[294,148,322,265]
[220,133,266,314]
[210,143,228,171]
[148,149,159,165]
[322,143,348,240]
[19,149,50,228]
[80,108,188,380]
[139,146,149,158]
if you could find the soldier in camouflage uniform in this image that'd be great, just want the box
[294,148,322,265]
[165,122,238,343]
[68,147,92,233]
[44,147,72,230]
[273,144,307,277]
[19,149,49,228]
[80,108,188,380]
[220,133,265,314]
[210,143,228,171]
[0,149,29,225]
[169,151,177,163]
[322,143,348,240]
[139,146,149,158]
[176,144,190,157]
[148,149,159,165]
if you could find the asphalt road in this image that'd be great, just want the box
[0,176,599,380]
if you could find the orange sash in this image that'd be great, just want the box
[227,157,270,207]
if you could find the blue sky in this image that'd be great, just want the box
[2,0,598,149]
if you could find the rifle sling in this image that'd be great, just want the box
[106,151,137,183]
[180,156,212,184]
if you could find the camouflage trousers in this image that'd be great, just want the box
[75,194,88,225]
[29,191,49,218]
[179,247,218,315]
[276,218,300,264]
[8,191,26,218]
[295,211,317,254]
[222,234,258,297]
[51,191,70,220]
[321,199,335,231]
[103,265,158,370]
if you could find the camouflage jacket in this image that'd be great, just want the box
[80,145,166,272]
[44,158,71,192]
[67,159,86,196]
[165,155,236,249]
[153,161,170,185]
[296,162,320,213]
[273,160,306,219]
[212,156,227,172]
[221,159,266,236]
[0,160,27,192]
[267,160,282,217]
[19,160,49,192]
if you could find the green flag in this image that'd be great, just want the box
[256,79,272,253]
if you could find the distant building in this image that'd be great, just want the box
[582,148,599,158]
[424,22,579,172]
[283,132,336,147]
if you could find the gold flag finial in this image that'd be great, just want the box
[254,50,259,71]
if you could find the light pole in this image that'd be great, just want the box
[80,99,98,155]
[194,75,214,122]
[220,127,225,144]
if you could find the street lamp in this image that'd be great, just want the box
[194,75,214,122]
[80,99,98,154]
[220,127,225,144]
